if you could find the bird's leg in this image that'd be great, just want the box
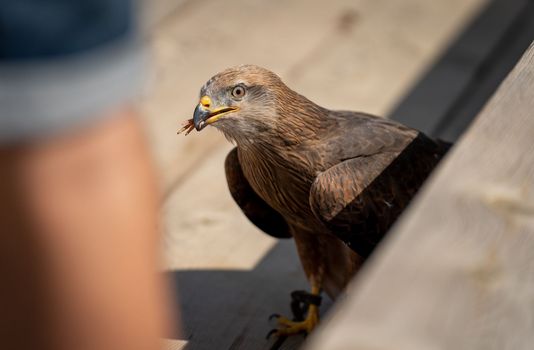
[268,284,321,338]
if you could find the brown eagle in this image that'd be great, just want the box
[179,65,450,337]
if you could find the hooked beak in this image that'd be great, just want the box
[193,96,239,131]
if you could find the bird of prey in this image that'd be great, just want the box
[179,65,450,337]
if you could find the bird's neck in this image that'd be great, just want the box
[274,91,330,145]
[238,91,331,150]
[236,93,329,174]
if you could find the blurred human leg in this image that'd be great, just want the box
[0,109,175,350]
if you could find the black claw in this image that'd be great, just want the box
[266,329,278,340]
[268,313,280,321]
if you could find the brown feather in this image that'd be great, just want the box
[225,148,291,239]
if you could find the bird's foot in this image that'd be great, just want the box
[268,305,319,338]
[267,289,322,339]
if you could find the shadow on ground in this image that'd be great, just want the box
[165,240,333,350]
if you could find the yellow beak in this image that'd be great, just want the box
[193,96,239,131]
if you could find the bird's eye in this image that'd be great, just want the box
[231,85,246,99]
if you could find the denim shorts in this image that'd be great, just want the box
[0,0,146,142]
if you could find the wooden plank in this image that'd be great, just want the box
[161,145,277,272]
[389,0,534,141]
[283,0,487,117]
[163,339,187,350]
[307,41,534,350]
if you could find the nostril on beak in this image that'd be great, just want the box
[200,96,211,108]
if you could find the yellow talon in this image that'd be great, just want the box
[274,304,318,336]
[274,315,293,325]
[269,284,321,338]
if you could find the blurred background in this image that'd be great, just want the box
[138,0,534,349]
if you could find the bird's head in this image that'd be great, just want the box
[191,65,297,143]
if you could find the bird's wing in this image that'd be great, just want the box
[225,147,291,238]
[309,133,447,258]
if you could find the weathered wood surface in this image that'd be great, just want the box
[307,42,534,350]
[137,0,489,349]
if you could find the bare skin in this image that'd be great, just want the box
[0,109,176,350]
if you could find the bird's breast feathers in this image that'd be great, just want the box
[238,148,318,224]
